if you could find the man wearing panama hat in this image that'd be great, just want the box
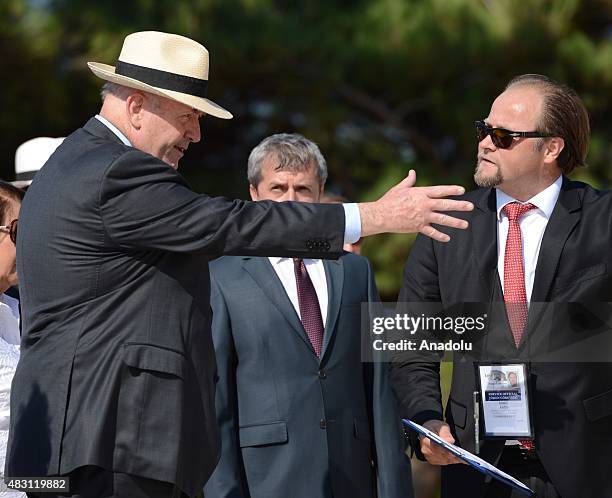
[6,31,473,497]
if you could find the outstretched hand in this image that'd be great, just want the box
[358,170,474,242]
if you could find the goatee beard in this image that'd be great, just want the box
[474,162,503,188]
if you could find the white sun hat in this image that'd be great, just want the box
[87,31,232,119]
[13,137,65,188]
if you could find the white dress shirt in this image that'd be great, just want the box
[93,116,361,244]
[268,257,328,326]
[496,175,562,303]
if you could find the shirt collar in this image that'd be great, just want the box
[269,256,288,265]
[496,175,562,221]
[95,114,132,146]
[269,257,321,265]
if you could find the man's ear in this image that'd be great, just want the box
[543,137,565,165]
[126,93,146,130]
[249,184,259,201]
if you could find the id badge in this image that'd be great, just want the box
[477,363,533,439]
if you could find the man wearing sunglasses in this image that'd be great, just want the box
[390,74,612,498]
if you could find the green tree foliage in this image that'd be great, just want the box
[1,0,611,298]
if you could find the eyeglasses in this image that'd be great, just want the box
[0,219,18,245]
[475,120,552,149]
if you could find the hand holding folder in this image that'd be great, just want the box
[403,419,535,497]
[418,420,464,466]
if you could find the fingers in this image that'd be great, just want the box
[361,172,473,239]
[398,169,417,189]
[420,225,451,243]
[420,438,464,466]
[428,213,469,230]
[423,185,466,198]
[437,424,456,443]
[429,198,474,212]
[420,420,463,465]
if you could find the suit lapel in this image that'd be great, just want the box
[321,258,343,359]
[526,179,582,335]
[470,188,520,351]
[242,257,317,355]
[471,189,500,302]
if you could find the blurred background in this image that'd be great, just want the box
[1,0,611,495]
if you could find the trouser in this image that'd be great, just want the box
[485,446,560,498]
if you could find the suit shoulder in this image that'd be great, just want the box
[339,251,371,270]
[570,180,612,202]
[51,128,146,183]
[69,126,130,162]
[98,147,191,198]
[463,187,491,201]
[210,255,244,271]
[210,256,252,281]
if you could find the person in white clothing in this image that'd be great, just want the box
[0,180,24,497]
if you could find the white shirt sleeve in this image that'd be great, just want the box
[342,203,361,244]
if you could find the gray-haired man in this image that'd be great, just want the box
[205,133,414,498]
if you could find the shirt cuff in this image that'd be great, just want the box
[342,203,362,244]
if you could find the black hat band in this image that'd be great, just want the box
[115,61,208,98]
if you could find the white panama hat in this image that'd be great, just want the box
[13,137,65,188]
[87,31,232,119]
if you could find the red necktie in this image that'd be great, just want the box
[294,259,324,357]
[502,202,537,347]
[502,202,537,451]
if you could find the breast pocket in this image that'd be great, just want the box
[583,388,612,422]
[123,343,186,378]
[551,263,607,297]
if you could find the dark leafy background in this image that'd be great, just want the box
[2,0,611,299]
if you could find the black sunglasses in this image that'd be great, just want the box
[475,120,552,149]
[0,219,18,245]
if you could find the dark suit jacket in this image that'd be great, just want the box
[6,117,346,496]
[390,179,612,498]
[204,253,413,498]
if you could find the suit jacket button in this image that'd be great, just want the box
[318,369,327,379]
[319,419,327,429]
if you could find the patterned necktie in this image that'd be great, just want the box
[503,202,537,452]
[502,202,537,347]
[293,258,324,357]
